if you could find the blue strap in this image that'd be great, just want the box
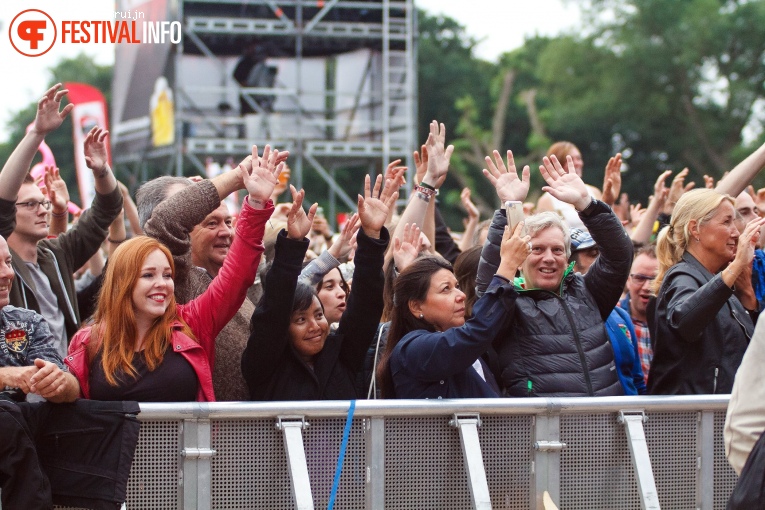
[327,399,356,510]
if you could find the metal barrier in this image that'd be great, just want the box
[71,396,739,509]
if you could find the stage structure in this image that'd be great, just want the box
[111,0,417,222]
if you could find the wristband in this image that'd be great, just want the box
[51,210,68,218]
[414,184,437,199]
[418,181,437,192]
[108,238,126,244]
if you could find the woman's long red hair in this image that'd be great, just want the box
[89,236,194,385]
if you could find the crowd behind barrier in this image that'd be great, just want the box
[3,84,765,509]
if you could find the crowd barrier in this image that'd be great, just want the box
[59,396,737,509]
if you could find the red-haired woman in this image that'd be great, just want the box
[65,152,280,402]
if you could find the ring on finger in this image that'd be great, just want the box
[527,242,532,251]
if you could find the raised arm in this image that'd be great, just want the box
[43,166,71,235]
[243,186,316,388]
[338,174,396,369]
[716,141,765,197]
[630,170,671,245]
[0,84,73,201]
[475,149,530,295]
[299,213,359,285]
[180,146,283,356]
[540,154,633,318]
[392,121,453,242]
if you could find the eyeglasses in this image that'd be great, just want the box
[630,273,656,284]
[15,200,52,211]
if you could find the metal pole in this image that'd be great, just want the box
[277,417,314,510]
[450,414,492,510]
[619,411,660,510]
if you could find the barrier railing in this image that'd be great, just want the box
[76,396,738,509]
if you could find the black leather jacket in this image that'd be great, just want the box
[648,252,755,395]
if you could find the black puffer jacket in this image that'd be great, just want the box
[648,252,755,395]
[476,200,632,397]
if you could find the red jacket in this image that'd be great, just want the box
[66,197,273,402]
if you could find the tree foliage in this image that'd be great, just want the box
[419,0,765,225]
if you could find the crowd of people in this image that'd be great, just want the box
[3,84,765,505]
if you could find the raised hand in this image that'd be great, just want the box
[497,221,531,280]
[358,174,399,239]
[664,168,695,215]
[539,155,591,211]
[83,126,110,176]
[385,159,407,189]
[629,203,645,227]
[392,223,423,273]
[423,121,454,188]
[460,187,479,222]
[413,144,428,184]
[328,213,360,262]
[33,84,74,136]
[482,149,530,203]
[703,174,715,189]
[240,144,288,208]
[733,216,765,267]
[43,165,70,214]
[601,153,623,207]
[286,185,318,240]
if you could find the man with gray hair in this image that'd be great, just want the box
[477,151,633,396]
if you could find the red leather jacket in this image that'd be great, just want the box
[66,197,273,402]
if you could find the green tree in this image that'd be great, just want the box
[535,0,765,202]
[0,54,113,205]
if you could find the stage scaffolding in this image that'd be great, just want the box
[111,0,417,221]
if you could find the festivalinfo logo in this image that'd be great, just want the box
[9,8,182,57]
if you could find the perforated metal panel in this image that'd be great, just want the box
[126,420,181,509]
[560,414,641,510]
[384,416,473,509]
[304,417,366,509]
[210,417,365,509]
[481,415,533,509]
[714,411,738,509]
[211,418,291,509]
[644,412,698,509]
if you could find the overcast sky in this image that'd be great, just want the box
[0,0,581,142]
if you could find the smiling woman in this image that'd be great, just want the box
[64,145,278,402]
[649,189,765,395]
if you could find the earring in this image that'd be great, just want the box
[419,313,424,319]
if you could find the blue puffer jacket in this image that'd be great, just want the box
[605,306,646,395]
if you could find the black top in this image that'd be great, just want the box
[243,228,388,401]
[90,349,199,402]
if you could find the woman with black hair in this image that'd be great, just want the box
[242,176,397,401]
[376,222,530,399]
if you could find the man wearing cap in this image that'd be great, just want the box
[570,228,646,395]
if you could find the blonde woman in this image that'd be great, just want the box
[649,188,765,395]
